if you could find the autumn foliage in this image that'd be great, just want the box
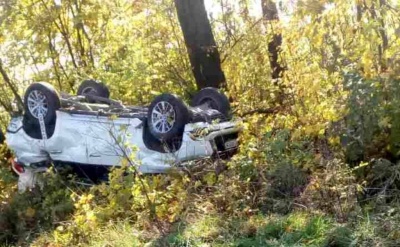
[1,0,400,246]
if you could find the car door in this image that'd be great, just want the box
[85,116,144,167]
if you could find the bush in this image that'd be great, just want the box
[354,159,400,205]
[35,164,191,246]
[0,166,75,245]
[342,74,400,164]
[267,163,308,199]
[299,159,359,221]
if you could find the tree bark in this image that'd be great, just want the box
[262,0,284,81]
[174,0,226,89]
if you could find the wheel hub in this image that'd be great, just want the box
[151,101,176,133]
[27,90,48,119]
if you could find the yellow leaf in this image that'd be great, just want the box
[25,207,36,218]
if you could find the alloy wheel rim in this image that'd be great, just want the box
[151,101,176,133]
[27,90,48,118]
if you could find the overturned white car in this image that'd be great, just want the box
[6,80,240,187]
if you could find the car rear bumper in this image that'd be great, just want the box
[10,160,47,193]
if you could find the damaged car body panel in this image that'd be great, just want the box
[7,112,239,172]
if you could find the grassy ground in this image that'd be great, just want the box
[1,137,400,246]
[28,209,400,246]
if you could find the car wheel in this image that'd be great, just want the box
[191,87,231,118]
[24,82,60,125]
[77,79,110,99]
[148,94,190,141]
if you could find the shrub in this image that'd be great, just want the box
[299,159,359,221]
[40,164,191,246]
[0,166,75,245]
[354,159,400,205]
[267,163,308,199]
[341,73,400,164]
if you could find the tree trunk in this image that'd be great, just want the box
[262,0,284,81]
[174,0,226,89]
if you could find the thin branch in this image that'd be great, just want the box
[0,59,23,111]
[69,2,86,67]
[57,16,80,70]
[74,0,95,68]
[107,124,159,222]
[0,97,12,112]
[39,0,80,71]
[221,17,264,63]
[47,32,63,91]
[237,105,282,117]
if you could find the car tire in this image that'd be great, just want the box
[143,119,183,153]
[191,87,231,118]
[77,79,110,99]
[24,82,60,125]
[148,94,190,141]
